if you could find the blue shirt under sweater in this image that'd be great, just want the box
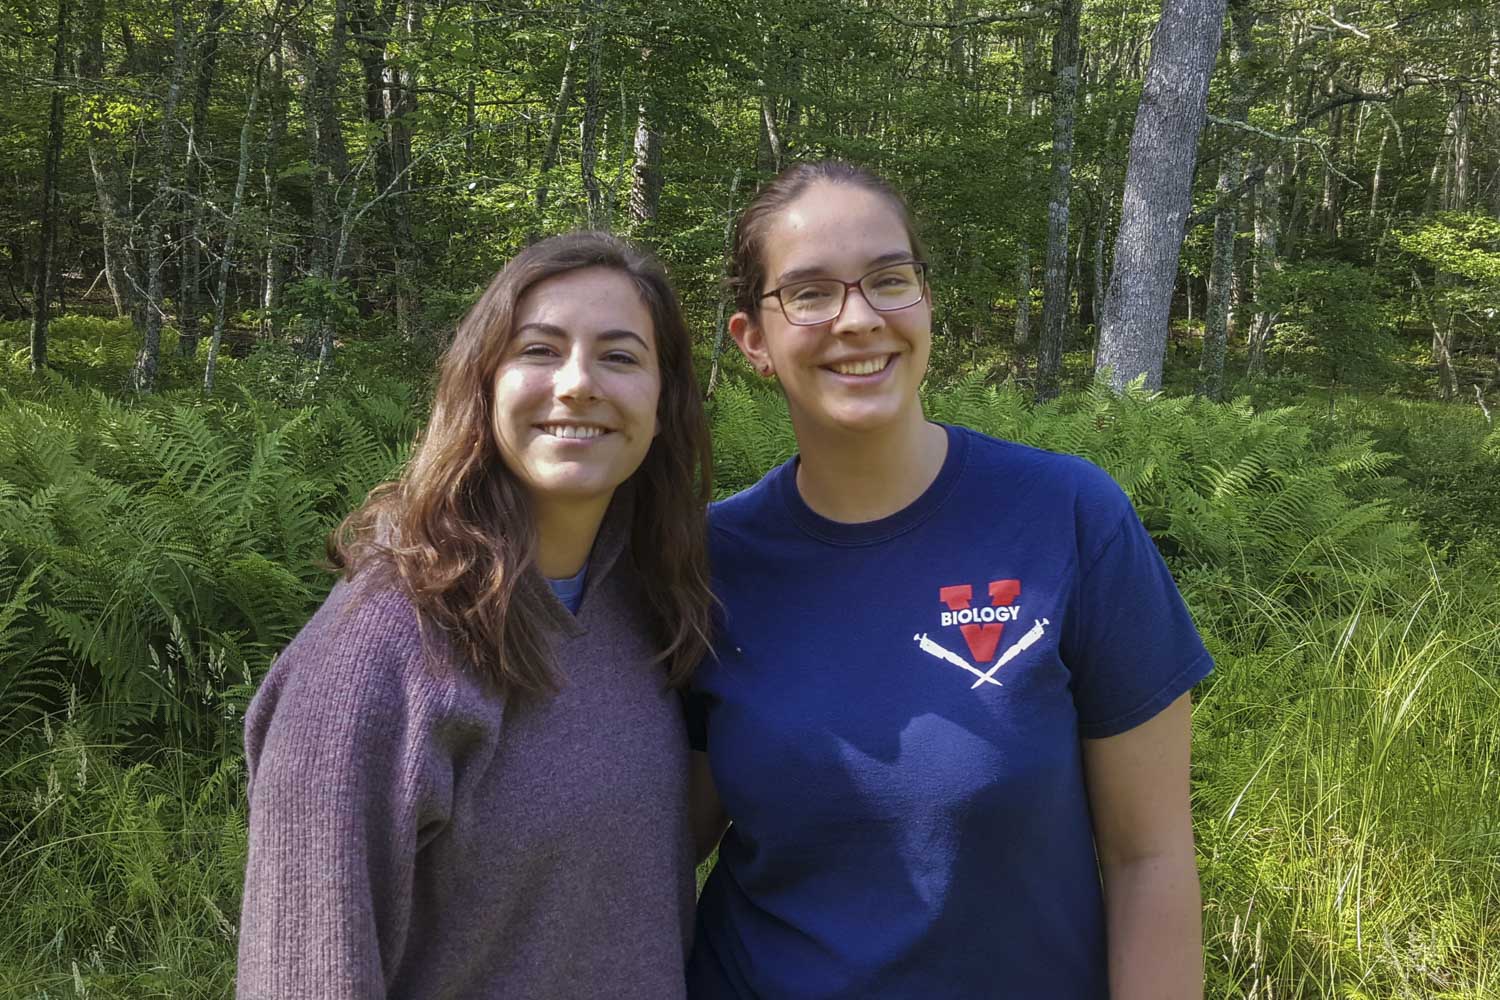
[547,564,588,615]
[686,423,1213,1000]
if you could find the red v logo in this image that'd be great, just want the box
[938,580,1022,663]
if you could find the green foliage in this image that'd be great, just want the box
[4,336,1499,997]
[0,710,246,997]
[1196,582,1500,999]
[706,379,799,496]
[0,366,421,745]
[712,376,1417,619]
[1398,213,1500,286]
[1325,395,1500,579]
[1261,261,1401,392]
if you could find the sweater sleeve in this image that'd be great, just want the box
[236,587,457,1000]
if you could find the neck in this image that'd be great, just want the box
[532,494,612,578]
[791,410,947,524]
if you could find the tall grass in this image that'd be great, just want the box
[1196,579,1500,998]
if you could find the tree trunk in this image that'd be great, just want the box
[1245,156,1280,378]
[30,0,70,374]
[177,0,227,360]
[1014,245,1032,346]
[287,0,350,374]
[78,0,132,321]
[1450,90,1471,210]
[760,96,785,171]
[261,46,287,340]
[132,1,192,393]
[707,169,743,396]
[579,13,603,228]
[206,60,265,393]
[628,48,662,232]
[353,0,420,338]
[1092,199,1108,331]
[1034,0,1080,401]
[1094,0,1227,393]
[1320,85,1344,239]
[1492,20,1500,218]
[1197,0,1253,400]
[537,20,581,214]
[1369,124,1387,220]
[389,0,422,336]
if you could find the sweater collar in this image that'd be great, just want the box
[526,483,634,637]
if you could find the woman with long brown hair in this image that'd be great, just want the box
[237,231,713,999]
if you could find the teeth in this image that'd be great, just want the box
[540,424,607,439]
[829,356,890,376]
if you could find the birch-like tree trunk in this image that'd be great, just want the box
[388,0,421,336]
[78,0,133,321]
[1095,0,1227,392]
[578,8,603,229]
[132,1,191,393]
[537,18,581,214]
[30,0,69,373]
[261,46,288,340]
[1198,0,1253,399]
[1246,158,1281,378]
[1034,0,1081,401]
[628,48,662,232]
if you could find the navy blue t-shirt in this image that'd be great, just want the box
[687,423,1213,999]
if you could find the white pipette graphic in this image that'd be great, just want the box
[970,618,1049,689]
[913,633,1002,688]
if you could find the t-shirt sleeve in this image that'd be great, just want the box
[1061,481,1214,740]
[237,594,456,998]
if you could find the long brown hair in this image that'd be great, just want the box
[728,160,927,316]
[330,231,714,699]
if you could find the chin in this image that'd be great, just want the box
[827,402,908,434]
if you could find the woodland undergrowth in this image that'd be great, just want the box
[2,326,1498,997]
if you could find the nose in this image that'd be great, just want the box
[554,348,600,401]
[831,284,884,336]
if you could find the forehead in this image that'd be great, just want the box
[513,266,655,345]
[762,183,912,284]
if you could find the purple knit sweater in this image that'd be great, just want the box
[236,507,695,999]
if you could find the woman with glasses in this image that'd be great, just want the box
[686,161,1212,999]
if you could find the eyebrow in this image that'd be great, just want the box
[516,323,652,352]
[775,251,915,287]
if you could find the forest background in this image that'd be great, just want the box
[1,0,1498,995]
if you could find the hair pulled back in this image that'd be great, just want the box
[728,160,926,316]
[330,231,714,699]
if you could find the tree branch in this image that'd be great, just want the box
[1185,89,1398,230]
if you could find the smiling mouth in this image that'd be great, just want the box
[536,423,611,440]
[825,355,894,377]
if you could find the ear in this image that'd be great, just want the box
[729,311,775,377]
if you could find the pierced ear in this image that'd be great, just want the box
[729,311,774,378]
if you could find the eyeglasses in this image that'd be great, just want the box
[759,261,927,327]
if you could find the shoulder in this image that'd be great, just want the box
[245,576,487,770]
[957,424,1130,502]
[708,463,787,545]
[949,425,1138,558]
